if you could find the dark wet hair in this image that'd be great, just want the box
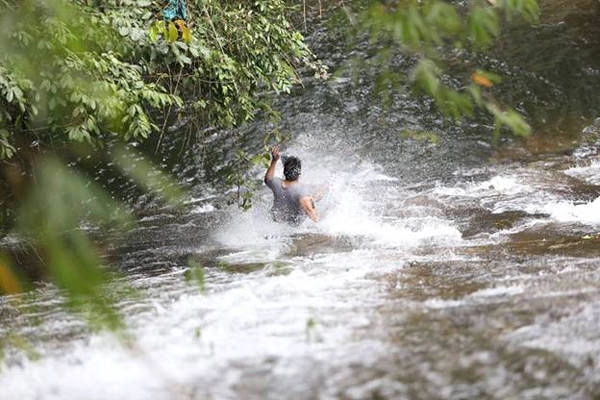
[283,156,301,181]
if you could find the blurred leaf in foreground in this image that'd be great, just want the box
[185,259,206,292]
[16,157,133,330]
[0,254,21,294]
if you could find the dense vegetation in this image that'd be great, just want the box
[0,0,322,157]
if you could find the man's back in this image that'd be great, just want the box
[266,177,310,225]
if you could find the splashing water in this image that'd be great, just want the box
[215,135,462,254]
[3,128,600,399]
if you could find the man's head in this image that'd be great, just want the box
[283,156,301,181]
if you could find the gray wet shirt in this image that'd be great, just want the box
[265,177,311,225]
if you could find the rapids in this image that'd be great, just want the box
[3,121,600,399]
[2,2,600,399]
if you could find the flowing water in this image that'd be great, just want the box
[2,2,600,399]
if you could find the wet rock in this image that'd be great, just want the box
[285,233,357,257]
[215,261,266,274]
[447,208,544,239]
[507,225,600,257]
[380,261,486,301]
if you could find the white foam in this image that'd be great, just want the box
[564,159,600,185]
[0,336,175,400]
[0,254,383,400]
[212,197,296,254]
[542,197,600,225]
[190,203,215,214]
[423,298,466,309]
[475,176,530,195]
[505,301,600,368]
[434,175,531,198]
[424,285,524,309]
[469,286,524,298]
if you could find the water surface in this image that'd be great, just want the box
[2,3,600,399]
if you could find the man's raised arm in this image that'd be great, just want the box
[264,145,280,184]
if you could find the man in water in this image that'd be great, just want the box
[264,145,320,224]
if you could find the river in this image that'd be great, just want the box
[1,2,600,399]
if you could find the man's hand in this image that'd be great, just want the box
[271,145,280,161]
[299,196,320,222]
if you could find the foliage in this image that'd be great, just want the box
[98,0,327,133]
[0,0,177,154]
[185,259,205,291]
[344,0,540,137]
[0,0,324,161]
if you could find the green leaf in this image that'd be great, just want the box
[411,59,441,97]
[177,54,192,65]
[181,25,192,44]
[168,22,178,42]
[148,22,160,42]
